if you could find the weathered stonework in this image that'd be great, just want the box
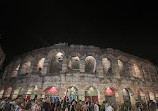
[0,43,158,109]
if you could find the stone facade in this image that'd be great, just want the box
[0,45,5,70]
[0,43,158,109]
[0,45,5,94]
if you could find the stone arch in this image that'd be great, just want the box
[0,89,4,98]
[137,88,146,101]
[26,86,38,100]
[12,87,22,99]
[44,86,59,97]
[48,51,64,74]
[102,58,111,75]
[130,60,142,78]
[66,86,78,101]
[85,56,96,73]
[105,87,116,104]
[4,87,12,97]
[68,56,80,70]
[85,86,99,102]
[122,88,134,105]
[10,59,21,77]
[33,55,45,73]
[19,55,34,74]
[117,59,124,77]
[149,91,155,101]
[141,65,150,80]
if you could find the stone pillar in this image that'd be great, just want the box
[61,58,67,73]
[29,61,34,74]
[42,59,49,75]
[2,88,7,98]
[111,60,119,77]
[128,63,135,80]
[2,68,9,80]
[96,61,103,77]
[116,90,124,105]
[59,88,66,100]
[99,90,105,104]
[23,87,29,98]
[10,87,15,99]
[145,91,150,102]
[130,94,137,110]
[147,69,152,82]
[115,64,121,79]
[18,64,24,74]
[78,89,85,101]
[6,64,13,78]
[80,59,85,73]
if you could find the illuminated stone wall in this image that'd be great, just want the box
[0,43,158,110]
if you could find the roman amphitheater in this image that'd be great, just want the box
[0,43,158,107]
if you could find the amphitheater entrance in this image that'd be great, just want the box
[149,92,155,101]
[66,87,78,101]
[85,86,98,102]
[45,86,59,102]
[105,87,116,104]
[0,89,4,98]
[26,86,39,100]
[137,89,146,101]
[122,88,131,104]
[4,87,12,97]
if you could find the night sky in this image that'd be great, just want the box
[0,1,158,67]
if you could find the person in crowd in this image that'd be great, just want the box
[43,97,51,111]
[0,98,7,111]
[76,99,81,111]
[90,101,94,111]
[105,103,114,111]
[69,100,76,111]
[100,101,105,111]
[94,101,99,111]
[148,100,156,111]
[81,101,88,111]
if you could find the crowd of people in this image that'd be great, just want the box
[0,96,158,111]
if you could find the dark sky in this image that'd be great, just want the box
[0,1,158,67]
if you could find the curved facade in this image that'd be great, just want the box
[0,43,158,108]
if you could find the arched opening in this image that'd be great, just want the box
[132,63,141,78]
[36,58,45,73]
[11,64,20,77]
[10,59,21,77]
[50,52,63,74]
[0,89,4,98]
[12,87,22,99]
[85,56,96,73]
[69,57,80,70]
[102,58,111,75]
[122,88,131,104]
[20,61,31,74]
[45,86,59,102]
[156,93,158,102]
[66,87,78,101]
[18,88,25,96]
[118,60,123,69]
[137,89,146,101]
[4,87,12,97]
[26,86,38,100]
[105,87,116,104]
[149,92,155,101]
[85,86,98,102]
